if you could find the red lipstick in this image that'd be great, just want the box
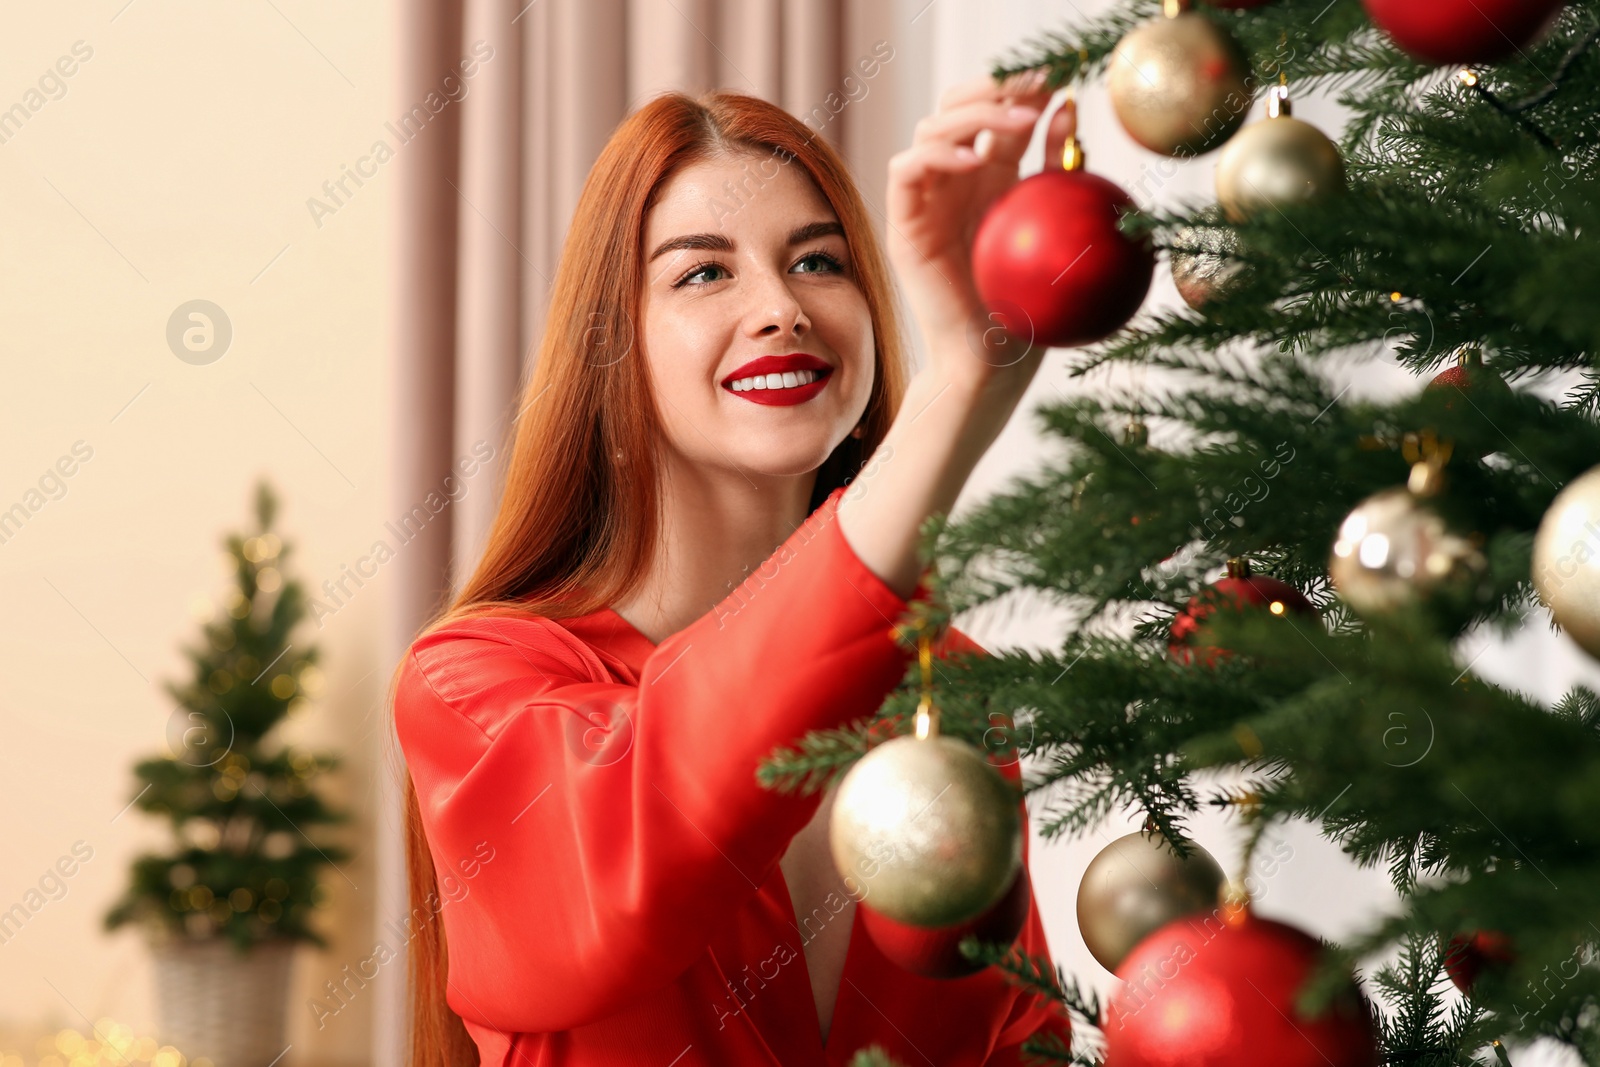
[721,353,834,407]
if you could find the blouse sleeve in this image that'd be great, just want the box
[394,486,945,1034]
[986,997,1076,1066]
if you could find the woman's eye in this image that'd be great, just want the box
[792,251,844,274]
[676,262,728,287]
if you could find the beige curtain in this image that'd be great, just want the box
[376,0,909,1054]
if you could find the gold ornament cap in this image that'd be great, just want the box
[1060,87,1085,172]
[914,629,940,740]
[1219,877,1252,926]
[1267,83,1293,119]
[1402,430,1454,497]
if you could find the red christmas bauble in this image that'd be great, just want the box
[1170,567,1317,666]
[1104,908,1379,1067]
[972,169,1155,349]
[1425,355,1513,457]
[859,867,1032,979]
[1426,359,1510,404]
[1445,930,1516,992]
[1363,0,1567,65]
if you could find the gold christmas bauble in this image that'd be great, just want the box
[1532,464,1600,660]
[1329,486,1486,617]
[1108,11,1254,157]
[1171,209,1248,309]
[829,733,1022,928]
[1076,830,1225,972]
[1216,90,1345,221]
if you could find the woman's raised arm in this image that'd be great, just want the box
[838,71,1076,598]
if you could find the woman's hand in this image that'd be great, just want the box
[886,70,1076,390]
[841,71,1078,598]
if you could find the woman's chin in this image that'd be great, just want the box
[710,431,845,469]
[721,447,843,482]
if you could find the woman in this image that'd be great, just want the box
[390,70,1077,1066]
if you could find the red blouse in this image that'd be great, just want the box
[394,485,1073,1065]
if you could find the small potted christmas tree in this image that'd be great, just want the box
[104,480,351,1066]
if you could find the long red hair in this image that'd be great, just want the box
[384,89,911,1065]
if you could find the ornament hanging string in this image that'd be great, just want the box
[1060,52,1086,173]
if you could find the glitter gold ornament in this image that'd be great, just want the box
[1329,447,1486,618]
[1531,464,1600,661]
[1108,0,1254,157]
[1171,209,1248,309]
[1076,827,1226,972]
[829,628,1022,928]
[1216,84,1345,222]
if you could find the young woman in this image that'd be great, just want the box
[390,72,1078,1066]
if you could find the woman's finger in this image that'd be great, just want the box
[912,100,1041,149]
[888,140,988,190]
[980,94,1062,169]
[936,67,1050,114]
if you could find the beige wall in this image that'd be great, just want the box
[0,2,395,1063]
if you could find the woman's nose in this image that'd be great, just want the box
[745,271,810,338]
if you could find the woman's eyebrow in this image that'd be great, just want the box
[787,220,845,246]
[646,220,844,263]
[648,231,733,262]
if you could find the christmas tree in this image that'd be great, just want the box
[105,480,351,953]
[761,1,1600,1064]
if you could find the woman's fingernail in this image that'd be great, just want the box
[1008,105,1041,120]
[955,146,978,161]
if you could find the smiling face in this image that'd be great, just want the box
[638,149,875,487]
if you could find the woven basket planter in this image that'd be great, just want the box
[149,936,297,1066]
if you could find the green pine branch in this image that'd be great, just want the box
[773,3,1600,1063]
